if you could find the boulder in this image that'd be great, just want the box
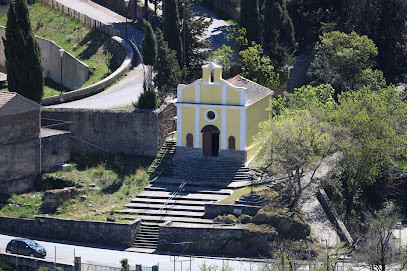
[40,187,80,213]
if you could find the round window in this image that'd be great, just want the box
[206,110,216,120]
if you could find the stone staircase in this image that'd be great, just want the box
[132,221,160,249]
[235,193,267,206]
[147,141,176,178]
[120,151,253,249]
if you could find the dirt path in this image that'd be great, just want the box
[297,154,341,246]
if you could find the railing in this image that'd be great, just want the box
[159,181,187,219]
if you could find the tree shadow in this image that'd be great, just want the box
[77,29,106,60]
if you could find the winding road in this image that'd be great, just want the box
[48,0,231,109]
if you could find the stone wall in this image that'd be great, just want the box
[41,107,172,156]
[174,147,246,164]
[158,224,245,255]
[40,128,72,172]
[204,203,260,218]
[0,27,89,90]
[157,103,177,150]
[92,0,144,20]
[0,110,40,195]
[286,51,313,93]
[0,216,141,247]
[0,253,75,271]
[41,36,133,106]
[317,189,353,246]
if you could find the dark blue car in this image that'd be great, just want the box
[6,239,46,258]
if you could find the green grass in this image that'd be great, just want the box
[0,153,154,221]
[0,2,118,97]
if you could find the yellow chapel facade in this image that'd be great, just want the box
[175,62,274,163]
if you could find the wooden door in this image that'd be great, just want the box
[202,132,212,156]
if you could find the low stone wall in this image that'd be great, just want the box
[174,147,246,164]
[317,189,353,246]
[0,216,141,248]
[42,36,133,106]
[158,224,245,255]
[204,203,260,218]
[0,27,89,90]
[0,253,75,271]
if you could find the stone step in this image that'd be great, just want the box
[125,203,205,212]
[124,215,214,224]
[130,197,211,206]
[145,184,233,195]
[117,209,205,218]
[135,235,158,241]
[152,178,233,188]
[135,191,227,201]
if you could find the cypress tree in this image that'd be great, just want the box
[141,21,157,66]
[154,29,181,101]
[3,0,44,103]
[240,0,261,45]
[162,0,183,68]
[263,0,295,62]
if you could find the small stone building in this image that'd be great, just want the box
[175,63,274,163]
[0,92,71,195]
[0,92,41,194]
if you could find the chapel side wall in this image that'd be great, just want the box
[246,96,271,147]
[181,107,195,147]
[226,109,241,149]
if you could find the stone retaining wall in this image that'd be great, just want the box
[0,216,141,248]
[0,27,89,91]
[0,253,75,271]
[317,189,353,246]
[42,36,133,106]
[158,224,245,255]
[204,203,260,218]
[174,147,246,164]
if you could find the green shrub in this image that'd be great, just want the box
[134,89,157,109]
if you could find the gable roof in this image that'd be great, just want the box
[0,92,40,116]
[227,75,274,105]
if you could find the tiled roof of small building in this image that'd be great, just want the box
[227,75,274,105]
[0,91,40,115]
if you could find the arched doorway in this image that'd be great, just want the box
[201,125,220,157]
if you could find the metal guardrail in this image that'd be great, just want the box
[159,181,187,220]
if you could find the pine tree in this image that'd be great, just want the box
[3,0,44,103]
[263,0,295,64]
[154,29,181,101]
[179,0,212,73]
[162,0,183,67]
[240,0,260,45]
[142,21,157,66]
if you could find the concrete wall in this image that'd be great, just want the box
[0,216,141,248]
[0,253,75,271]
[0,110,40,195]
[40,129,72,172]
[204,203,260,219]
[41,108,159,156]
[0,27,89,90]
[41,36,133,106]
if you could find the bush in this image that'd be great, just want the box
[133,89,157,109]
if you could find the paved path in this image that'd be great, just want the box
[297,154,341,247]
[48,1,231,109]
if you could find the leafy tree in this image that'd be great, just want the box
[154,29,181,101]
[209,44,233,78]
[162,0,183,67]
[257,109,337,210]
[307,31,378,93]
[179,0,212,73]
[345,0,407,76]
[263,0,295,64]
[240,0,260,45]
[331,86,407,219]
[141,20,157,67]
[3,0,44,103]
[134,89,157,109]
[239,42,280,90]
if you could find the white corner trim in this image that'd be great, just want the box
[240,90,247,106]
[194,107,200,148]
[222,83,227,105]
[240,109,247,150]
[176,107,182,146]
[204,109,217,122]
[195,82,200,103]
[221,109,227,149]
